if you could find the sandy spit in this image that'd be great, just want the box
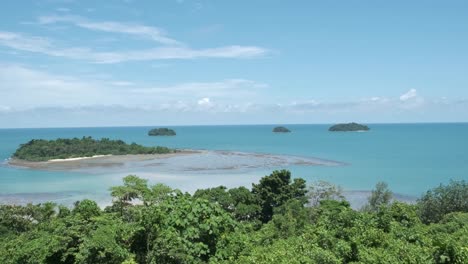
[8,149,202,170]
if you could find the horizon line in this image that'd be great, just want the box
[1,121,468,130]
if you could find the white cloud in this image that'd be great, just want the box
[400,89,418,101]
[0,31,53,53]
[0,64,266,111]
[0,30,268,63]
[1,64,462,125]
[0,105,11,112]
[14,15,269,63]
[131,79,267,99]
[38,15,181,45]
[197,97,212,107]
[398,89,425,109]
[0,64,115,109]
[110,81,134,86]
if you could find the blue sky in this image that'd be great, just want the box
[1,0,467,127]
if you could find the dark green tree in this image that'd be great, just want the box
[417,180,467,224]
[109,175,150,216]
[13,137,173,162]
[252,170,307,223]
[194,186,260,222]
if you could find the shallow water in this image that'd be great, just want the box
[1,124,467,206]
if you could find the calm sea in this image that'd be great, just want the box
[1,124,467,206]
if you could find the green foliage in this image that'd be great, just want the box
[364,181,393,212]
[74,216,140,264]
[233,235,341,264]
[429,212,468,264]
[148,195,237,263]
[148,128,176,136]
[0,208,138,264]
[272,126,291,133]
[13,136,173,161]
[328,122,370,131]
[194,186,260,222]
[110,175,149,207]
[417,180,468,224]
[1,172,467,264]
[73,199,101,220]
[252,170,307,223]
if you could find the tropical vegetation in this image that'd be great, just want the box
[329,122,370,132]
[148,128,176,136]
[272,126,291,133]
[13,137,173,162]
[0,171,466,263]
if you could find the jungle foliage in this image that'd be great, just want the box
[0,171,466,264]
[148,128,176,136]
[13,137,173,161]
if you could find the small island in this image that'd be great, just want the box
[148,128,176,136]
[328,122,370,132]
[273,126,291,133]
[12,136,174,162]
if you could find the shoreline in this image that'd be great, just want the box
[0,189,418,210]
[7,149,343,171]
[8,149,202,170]
[47,154,113,162]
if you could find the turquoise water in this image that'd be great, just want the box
[1,124,467,205]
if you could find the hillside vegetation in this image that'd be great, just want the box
[1,171,466,263]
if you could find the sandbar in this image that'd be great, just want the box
[7,149,344,172]
[8,149,200,170]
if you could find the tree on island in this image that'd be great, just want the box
[12,136,173,162]
[273,126,291,133]
[148,128,176,136]
[328,122,370,132]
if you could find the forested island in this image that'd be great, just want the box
[329,122,370,132]
[0,170,466,263]
[148,128,176,136]
[12,137,173,162]
[273,126,291,133]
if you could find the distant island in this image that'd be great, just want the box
[12,137,174,162]
[148,128,176,136]
[273,126,291,133]
[329,122,370,132]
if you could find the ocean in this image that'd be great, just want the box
[1,123,467,207]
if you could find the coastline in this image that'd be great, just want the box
[0,189,418,210]
[8,149,202,170]
[47,154,113,162]
[7,149,343,172]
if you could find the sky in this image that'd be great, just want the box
[1,0,468,128]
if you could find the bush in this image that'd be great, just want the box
[417,180,467,224]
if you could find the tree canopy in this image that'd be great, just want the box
[328,122,370,132]
[148,128,176,136]
[13,137,173,161]
[417,180,467,224]
[1,172,466,263]
[272,126,291,133]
